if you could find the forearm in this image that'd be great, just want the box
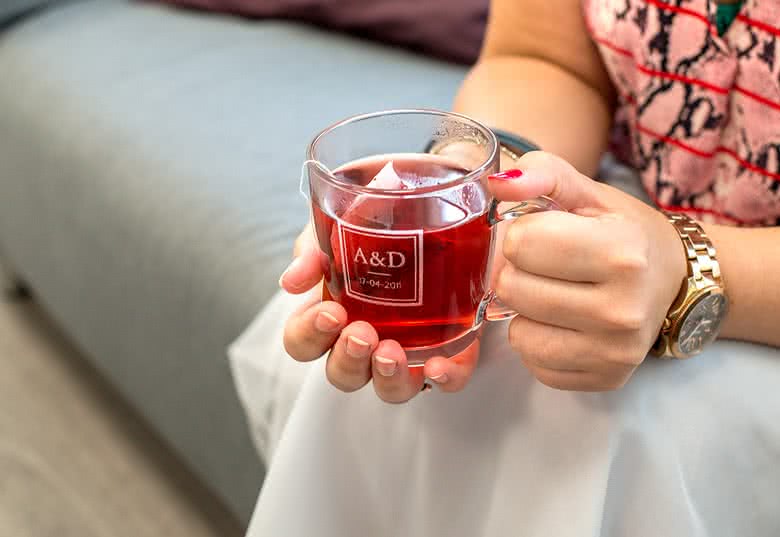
[706,224,780,347]
[453,55,613,177]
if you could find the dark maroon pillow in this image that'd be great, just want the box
[152,0,488,64]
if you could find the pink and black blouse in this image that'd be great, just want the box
[584,0,780,225]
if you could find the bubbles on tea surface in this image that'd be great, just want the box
[397,165,465,189]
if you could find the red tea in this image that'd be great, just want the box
[312,153,493,350]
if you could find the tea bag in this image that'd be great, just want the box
[339,160,406,228]
[369,160,407,190]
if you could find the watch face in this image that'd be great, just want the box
[678,293,729,356]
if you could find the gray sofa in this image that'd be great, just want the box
[0,0,467,522]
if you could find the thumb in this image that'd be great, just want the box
[487,151,605,211]
[293,223,317,257]
[281,224,326,294]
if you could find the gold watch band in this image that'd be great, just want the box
[665,212,723,290]
[653,212,727,358]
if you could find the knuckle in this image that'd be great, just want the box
[510,324,561,367]
[595,372,631,392]
[605,375,630,391]
[624,346,647,366]
[372,369,413,404]
[282,337,296,358]
[539,336,564,363]
[494,267,515,305]
[505,215,528,240]
[502,222,526,263]
[602,345,629,364]
[534,369,574,391]
[603,345,645,368]
[325,371,361,393]
[599,305,647,332]
[525,339,558,367]
[326,348,365,389]
[507,317,528,355]
[375,387,412,405]
[283,331,308,361]
[602,224,650,274]
[284,318,330,361]
[606,250,649,276]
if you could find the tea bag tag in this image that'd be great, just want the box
[299,159,333,200]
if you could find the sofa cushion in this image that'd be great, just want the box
[153,0,488,64]
[0,0,467,521]
[0,0,54,26]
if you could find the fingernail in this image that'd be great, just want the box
[315,311,341,333]
[488,169,524,181]
[346,336,371,359]
[278,257,303,290]
[374,355,397,377]
[429,373,449,384]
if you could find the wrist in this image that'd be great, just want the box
[700,223,741,340]
[656,209,689,315]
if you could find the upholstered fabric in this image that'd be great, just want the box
[153,0,488,64]
[0,0,466,520]
[0,0,55,26]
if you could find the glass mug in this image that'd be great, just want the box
[303,109,559,365]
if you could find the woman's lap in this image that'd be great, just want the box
[243,310,780,537]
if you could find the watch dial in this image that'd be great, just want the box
[678,293,728,356]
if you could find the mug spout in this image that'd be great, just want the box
[300,159,332,200]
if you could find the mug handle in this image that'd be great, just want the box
[477,195,565,322]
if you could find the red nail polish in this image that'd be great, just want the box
[488,169,524,181]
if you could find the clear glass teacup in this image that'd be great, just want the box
[303,109,558,365]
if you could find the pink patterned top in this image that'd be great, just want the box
[583,0,780,225]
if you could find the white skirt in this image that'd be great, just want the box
[233,163,780,537]
[232,293,779,537]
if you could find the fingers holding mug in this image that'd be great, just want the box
[423,339,481,393]
[325,321,378,392]
[283,299,348,362]
[371,340,425,404]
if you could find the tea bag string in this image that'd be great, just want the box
[300,159,333,200]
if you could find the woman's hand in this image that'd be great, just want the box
[490,151,688,391]
[279,225,480,403]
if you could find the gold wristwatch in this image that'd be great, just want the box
[652,212,729,359]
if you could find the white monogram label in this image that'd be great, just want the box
[352,248,406,268]
[338,222,423,306]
